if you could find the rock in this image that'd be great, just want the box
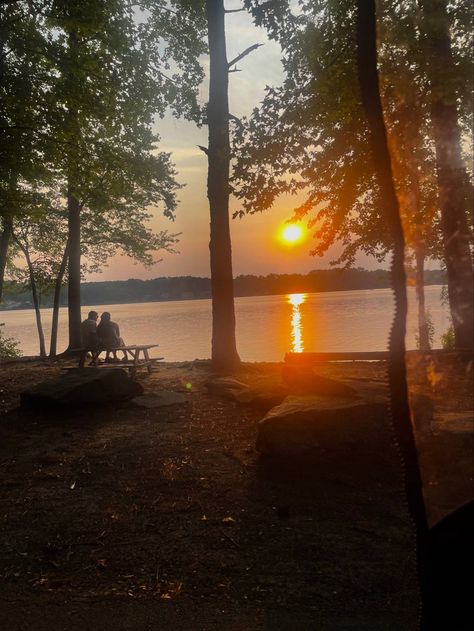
[281,365,358,398]
[344,379,388,399]
[257,394,387,456]
[205,377,250,399]
[131,392,189,408]
[21,368,143,409]
[233,386,288,412]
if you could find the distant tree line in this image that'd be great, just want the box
[0,268,446,309]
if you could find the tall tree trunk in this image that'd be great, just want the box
[66,29,82,350]
[0,214,12,302]
[415,246,431,351]
[67,189,81,349]
[14,237,46,358]
[205,0,240,372]
[386,132,433,354]
[420,0,473,351]
[356,0,428,618]
[50,242,69,357]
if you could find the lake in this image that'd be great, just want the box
[0,285,449,361]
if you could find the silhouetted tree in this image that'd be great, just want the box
[420,0,473,351]
[356,0,428,618]
[205,0,240,371]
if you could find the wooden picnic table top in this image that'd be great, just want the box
[119,344,159,351]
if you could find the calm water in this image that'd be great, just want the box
[0,286,449,361]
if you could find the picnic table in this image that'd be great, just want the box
[78,344,162,378]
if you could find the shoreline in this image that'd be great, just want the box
[0,282,445,312]
[1,346,470,367]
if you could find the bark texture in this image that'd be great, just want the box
[356,0,428,619]
[0,215,12,302]
[13,235,46,357]
[206,0,240,371]
[387,119,432,352]
[67,190,81,349]
[66,29,82,350]
[50,242,69,357]
[415,247,431,351]
[421,0,473,350]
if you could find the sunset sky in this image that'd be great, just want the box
[90,4,378,281]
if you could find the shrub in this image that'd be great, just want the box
[0,323,21,359]
[415,310,435,349]
[441,325,456,350]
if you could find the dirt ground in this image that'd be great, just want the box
[0,357,472,630]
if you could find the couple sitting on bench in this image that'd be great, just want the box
[81,310,128,365]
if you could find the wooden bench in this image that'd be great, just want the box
[284,349,473,364]
[70,344,162,378]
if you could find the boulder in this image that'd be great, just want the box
[257,394,387,456]
[281,365,358,398]
[131,392,189,408]
[233,386,288,412]
[205,377,250,399]
[21,368,143,409]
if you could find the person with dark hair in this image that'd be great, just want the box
[97,312,127,361]
[79,310,99,366]
[81,310,99,349]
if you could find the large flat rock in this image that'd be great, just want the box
[205,377,250,399]
[233,386,288,412]
[281,365,358,397]
[21,368,143,409]
[257,394,387,456]
[131,392,189,408]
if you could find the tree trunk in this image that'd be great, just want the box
[66,29,82,350]
[15,237,46,358]
[386,115,433,354]
[355,0,428,614]
[67,189,82,349]
[50,242,69,357]
[415,246,431,351]
[0,215,12,302]
[206,0,240,372]
[420,0,473,351]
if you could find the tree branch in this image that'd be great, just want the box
[0,126,76,146]
[229,114,243,129]
[228,43,263,69]
[225,7,245,13]
[197,145,208,155]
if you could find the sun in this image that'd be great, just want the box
[280,224,304,245]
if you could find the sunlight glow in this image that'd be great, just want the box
[288,293,306,353]
[280,224,304,245]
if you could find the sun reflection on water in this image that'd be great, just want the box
[288,293,306,353]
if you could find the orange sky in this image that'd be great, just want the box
[88,4,380,282]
